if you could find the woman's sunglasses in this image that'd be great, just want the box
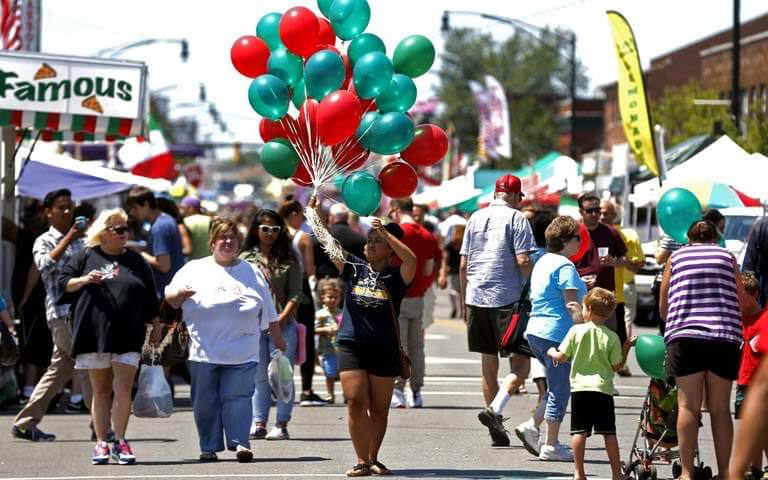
[258,225,282,234]
[109,226,129,235]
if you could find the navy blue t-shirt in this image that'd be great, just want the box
[337,255,408,346]
[149,212,184,297]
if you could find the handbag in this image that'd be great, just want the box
[143,301,189,367]
[498,281,532,357]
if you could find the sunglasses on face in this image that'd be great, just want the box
[583,208,600,214]
[108,226,129,235]
[258,225,282,234]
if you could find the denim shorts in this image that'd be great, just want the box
[75,352,141,370]
[320,353,338,378]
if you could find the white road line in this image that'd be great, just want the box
[0,475,345,480]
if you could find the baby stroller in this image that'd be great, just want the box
[623,378,713,480]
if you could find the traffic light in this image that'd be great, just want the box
[180,39,189,62]
[441,12,450,34]
[199,84,206,102]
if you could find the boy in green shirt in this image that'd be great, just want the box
[547,287,635,480]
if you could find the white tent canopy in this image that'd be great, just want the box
[412,166,481,209]
[631,136,768,205]
[15,146,170,201]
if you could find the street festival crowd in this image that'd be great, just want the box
[3,175,768,479]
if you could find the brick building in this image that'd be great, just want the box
[602,12,768,149]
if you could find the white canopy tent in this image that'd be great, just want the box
[631,136,768,206]
[412,165,481,209]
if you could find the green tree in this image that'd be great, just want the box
[435,27,588,169]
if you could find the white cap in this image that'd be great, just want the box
[329,203,350,218]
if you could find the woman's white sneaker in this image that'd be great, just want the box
[538,442,573,462]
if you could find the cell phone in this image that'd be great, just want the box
[74,216,88,231]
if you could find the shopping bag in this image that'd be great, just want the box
[132,364,173,418]
[296,323,307,366]
[268,350,294,403]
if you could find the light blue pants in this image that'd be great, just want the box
[253,321,297,425]
[527,334,571,422]
[188,360,258,453]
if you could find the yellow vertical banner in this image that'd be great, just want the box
[606,11,659,177]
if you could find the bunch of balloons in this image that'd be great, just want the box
[231,0,448,216]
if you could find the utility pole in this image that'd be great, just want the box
[569,32,577,160]
[732,0,741,134]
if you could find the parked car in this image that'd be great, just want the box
[721,207,764,266]
[634,241,661,326]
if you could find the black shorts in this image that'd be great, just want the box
[570,391,616,436]
[337,341,400,378]
[467,304,515,355]
[734,385,748,420]
[665,338,740,381]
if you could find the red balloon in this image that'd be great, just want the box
[341,54,353,89]
[378,161,418,199]
[332,139,369,172]
[401,124,449,167]
[259,118,288,142]
[318,91,362,146]
[568,223,591,262]
[292,161,313,186]
[279,7,319,57]
[317,18,336,46]
[230,35,269,78]
[293,99,319,148]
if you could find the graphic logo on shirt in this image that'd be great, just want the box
[352,269,391,308]
[99,262,120,280]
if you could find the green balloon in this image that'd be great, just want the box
[317,0,334,18]
[304,49,345,100]
[329,0,370,41]
[260,140,300,179]
[248,74,290,120]
[356,111,379,150]
[342,171,381,216]
[393,34,435,78]
[371,112,414,154]
[292,78,306,109]
[375,74,417,113]
[657,188,702,244]
[635,334,667,380]
[256,13,284,51]
[348,33,385,66]
[353,51,393,99]
[268,48,304,88]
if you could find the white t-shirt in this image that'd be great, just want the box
[166,256,278,365]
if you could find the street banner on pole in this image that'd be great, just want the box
[468,75,511,160]
[606,11,659,177]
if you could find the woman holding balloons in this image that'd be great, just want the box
[660,219,743,480]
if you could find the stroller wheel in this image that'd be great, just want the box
[633,465,657,480]
[672,461,682,479]
[693,465,713,479]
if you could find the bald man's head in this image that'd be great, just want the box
[600,200,619,225]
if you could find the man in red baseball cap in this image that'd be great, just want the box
[495,174,525,199]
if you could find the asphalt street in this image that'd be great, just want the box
[0,289,721,480]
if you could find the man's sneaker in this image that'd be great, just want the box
[538,442,573,462]
[390,389,406,408]
[249,425,267,440]
[235,445,253,463]
[11,425,56,442]
[65,399,89,413]
[199,452,218,462]
[477,407,510,446]
[514,419,541,456]
[111,440,136,465]
[265,426,289,440]
[409,390,423,408]
[91,441,110,465]
[299,392,326,406]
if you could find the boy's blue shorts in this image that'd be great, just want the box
[320,353,338,378]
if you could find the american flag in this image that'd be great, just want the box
[1,0,21,50]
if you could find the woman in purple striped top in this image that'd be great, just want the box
[660,220,743,480]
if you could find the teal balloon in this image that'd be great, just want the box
[371,112,414,154]
[375,74,417,113]
[657,188,703,244]
[353,52,393,99]
[393,34,435,78]
[342,171,381,216]
[292,78,306,109]
[248,74,290,120]
[356,111,379,150]
[256,13,284,51]
[348,33,385,66]
[329,0,371,41]
[267,48,304,88]
[635,335,667,380]
[318,0,334,17]
[304,49,345,100]
[260,140,300,179]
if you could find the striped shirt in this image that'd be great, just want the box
[33,226,84,324]
[665,244,741,345]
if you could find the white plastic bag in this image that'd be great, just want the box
[132,364,173,418]
[268,350,293,403]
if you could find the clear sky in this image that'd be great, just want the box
[41,0,767,144]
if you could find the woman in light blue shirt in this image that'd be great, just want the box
[523,216,586,462]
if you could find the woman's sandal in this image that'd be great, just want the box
[346,463,371,477]
[370,461,392,475]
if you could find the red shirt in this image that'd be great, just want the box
[398,222,441,298]
[738,307,768,386]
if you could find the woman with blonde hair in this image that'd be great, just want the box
[58,208,161,465]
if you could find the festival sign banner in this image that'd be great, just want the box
[0,50,148,140]
[469,75,511,160]
[606,11,659,177]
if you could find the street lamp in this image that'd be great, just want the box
[441,10,578,159]
[95,38,189,62]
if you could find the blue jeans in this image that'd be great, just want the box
[527,334,571,422]
[253,320,297,425]
[188,360,258,453]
